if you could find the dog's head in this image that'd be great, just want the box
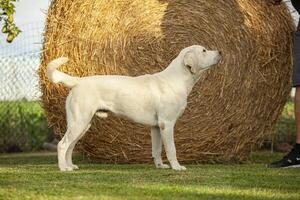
[181,45,221,76]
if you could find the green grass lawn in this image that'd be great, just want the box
[0,152,300,200]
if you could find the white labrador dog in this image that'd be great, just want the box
[46,45,221,171]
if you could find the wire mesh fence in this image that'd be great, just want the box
[0,22,52,153]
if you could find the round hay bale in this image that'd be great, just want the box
[39,0,295,163]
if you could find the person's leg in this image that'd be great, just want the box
[293,19,300,150]
[268,89,300,168]
[295,87,300,144]
[292,86,300,158]
[268,20,300,168]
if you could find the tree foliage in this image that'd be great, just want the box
[0,0,21,43]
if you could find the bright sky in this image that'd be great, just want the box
[0,0,50,56]
[0,0,50,100]
[13,0,50,26]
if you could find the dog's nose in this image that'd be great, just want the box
[219,51,222,55]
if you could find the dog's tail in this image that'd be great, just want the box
[46,57,80,88]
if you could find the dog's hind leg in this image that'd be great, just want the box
[151,126,170,169]
[65,123,91,170]
[57,94,94,171]
[58,118,92,171]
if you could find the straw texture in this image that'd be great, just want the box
[39,0,295,163]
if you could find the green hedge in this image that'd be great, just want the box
[275,101,295,146]
[0,100,50,152]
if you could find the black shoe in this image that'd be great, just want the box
[267,148,300,168]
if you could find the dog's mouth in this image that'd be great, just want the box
[202,56,222,72]
[211,55,222,66]
[200,66,213,73]
[216,54,222,62]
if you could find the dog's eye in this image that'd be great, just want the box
[203,49,206,53]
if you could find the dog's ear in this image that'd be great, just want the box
[183,50,197,74]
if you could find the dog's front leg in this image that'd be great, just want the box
[151,126,170,169]
[160,121,186,171]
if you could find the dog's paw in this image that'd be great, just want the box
[71,164,79,170]
[172,165,186,171]
[156,163,170,169]
[59,166,74,172]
